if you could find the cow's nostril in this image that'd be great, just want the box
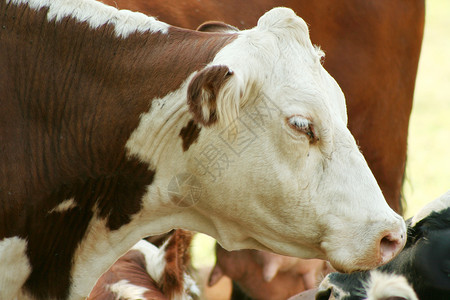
[315,287,332,300]
[379,231,405,264]
[381,235,398,253]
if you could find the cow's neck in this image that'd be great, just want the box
[2,1,235,299]
[3,0,234,224]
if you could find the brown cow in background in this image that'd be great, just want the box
[101,0,425,214]
[208,244,333,300]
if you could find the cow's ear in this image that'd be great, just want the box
[196,21,239,33]
[187,65,239,127]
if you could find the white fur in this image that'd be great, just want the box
[213,70,245,129]
[0,237,31,300]
[317,276,350,299]
[207,8,325,129]
[7,0,169,38]
[48,198,77,214]
[131,240,200,300]
[181,273,201,300]
[411,190,450,226]
[131,240,166,283]
[108,279,149,300]
[125,6,405,274]
[69,217,148,299]
[364,271,418,300]
[69,217,189,299]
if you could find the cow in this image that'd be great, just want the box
[289,272,419,300]
[0,0,406,299]
[313,190,450,300]
[207,243,332,300]
[98,2,425,297]
[100,0,425,215]
[88,230,199,300]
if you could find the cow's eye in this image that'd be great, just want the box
[287,115,318,142]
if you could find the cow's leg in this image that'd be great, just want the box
[0,237,31,299]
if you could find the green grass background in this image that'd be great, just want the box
[192,0,450,268]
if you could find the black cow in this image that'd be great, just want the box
[316,191,450,300]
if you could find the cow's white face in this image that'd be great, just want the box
[128,8,406,272]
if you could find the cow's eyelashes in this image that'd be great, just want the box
[287,115,318,142]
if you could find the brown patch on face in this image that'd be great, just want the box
[179,119,201,152]
[187,65,234,126]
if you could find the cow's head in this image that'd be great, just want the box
[315,190,450,300]
[130,8,406,272]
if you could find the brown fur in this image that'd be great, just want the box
[179,120,201,152]
[161,230,194,298]
[0,1,235,298]
[101,0,425,214]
